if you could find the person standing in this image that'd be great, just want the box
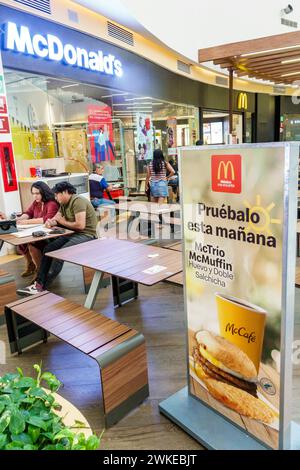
[19,181,97,294]
[145,149,175,204]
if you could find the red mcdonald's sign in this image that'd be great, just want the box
[211,154,241,193]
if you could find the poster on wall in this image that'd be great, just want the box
[88,104,115,163]
[0,95,7,114]
[0,115,10,134]
[0,142,18,192]
[136,113,153,160]
[181,145,297,449]
[166,117,177,156]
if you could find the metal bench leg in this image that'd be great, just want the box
[84,271,104,309]
[96,333,149,427]
[7,309,22,354]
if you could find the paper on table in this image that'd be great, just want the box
[13,226,52,238]
[142,265,166,275]
[17,223,45,229]
[147,253,159,258]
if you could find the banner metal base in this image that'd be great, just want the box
[159,386,268,450]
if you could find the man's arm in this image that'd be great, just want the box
[54,211,86,231]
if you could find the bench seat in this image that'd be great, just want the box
[5,291,149,427]
[0,269,17,325]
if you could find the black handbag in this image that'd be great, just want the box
[0,219,17,234]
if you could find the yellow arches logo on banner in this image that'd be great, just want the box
[217,160,235,181]
[237,92,248,110]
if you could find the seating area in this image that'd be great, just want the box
[5,291,149,427]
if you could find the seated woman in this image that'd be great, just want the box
[0,181,59,277]
[88,163,116,220]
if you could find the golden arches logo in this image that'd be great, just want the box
[217,161,235,180]
[237,92,248,110]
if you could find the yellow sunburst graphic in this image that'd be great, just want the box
[244,195,281,235]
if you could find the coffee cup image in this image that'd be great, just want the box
[192,330,275,424]
[215,293,266,373]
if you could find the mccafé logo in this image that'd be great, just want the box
[211,154,241,193]
[225,323,256,344]
[237,92,248,110]
[3,21,123,78]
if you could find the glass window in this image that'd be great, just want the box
[4,69,199,189]
[203,110,244,144]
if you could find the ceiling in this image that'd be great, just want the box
[198,30,300,84]
[73,0,300,66]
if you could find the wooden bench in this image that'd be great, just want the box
[0,269,17,325]
[5,291,149,427]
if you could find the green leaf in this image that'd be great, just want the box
[41,444,57,450]
[28,424,40,443]
[0,403,5,414]
[55,443,67,450]
[9,410,26,435]
[16,367,23,377]
[33,363,42,387]
[14,377,36,389]
[54,428,74,442]
[0,410,11,433]
[0,395,11,406]
[0,433,7,449]
[41,372,61,392]
[86,435,100,450]
[0,373,19,383]
[52,401,62,411]
[41,432,54,441]
[23,444,37,450]
[75,432,86,446]
[10,389,27,403]
[72,444,86,450]
[26,416,48,431]
[5,442,24,450]
[11,432,33,445]
[28,387,49,400]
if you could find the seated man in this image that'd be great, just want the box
[89,163,116,220]
[19,181,97,295]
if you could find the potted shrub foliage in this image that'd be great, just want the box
[0,364,102,450]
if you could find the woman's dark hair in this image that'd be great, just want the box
[52,181,77,195]
[152,149,165,174]
[31,181,55,203]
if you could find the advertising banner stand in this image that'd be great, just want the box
[159,143,300,450]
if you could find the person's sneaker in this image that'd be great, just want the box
[17,282,44,296]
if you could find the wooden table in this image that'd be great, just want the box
[0,228,74,250]
[46,237,182,309]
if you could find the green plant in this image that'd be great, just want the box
[0,364,102,450]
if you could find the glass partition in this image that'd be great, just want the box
[4,69,199,190]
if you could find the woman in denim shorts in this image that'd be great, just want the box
[146,149,175,203]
